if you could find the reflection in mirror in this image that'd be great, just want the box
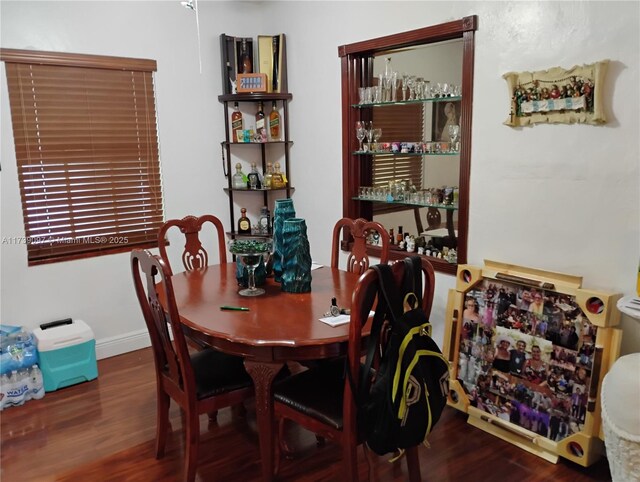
[371,40,463,262]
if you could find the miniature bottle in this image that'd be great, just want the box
[396,226,404,245]
[240,38,252,74]
[231,102,243,143]
[247,162,262,189]
[255,101,266,142]
[271,162,286,189]
[258,206,271,235]
[263,162,274,189]
[237,208,251,234]
[389,228,395,245]
[269,101,281,141]
[232,163,247,189]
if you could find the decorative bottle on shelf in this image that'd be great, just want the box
[271,162,286,189]
[255,101,267,142]
[231,102,243,143]
[269,101,281,141]
[259,206,271,235]
[232,163,247,190]
[238,208,252,235]
[247,162,262,189]
[396,226,404,245]
[240,38,252,74]
[263,162,274,189]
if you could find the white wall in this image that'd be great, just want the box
[1,1,638,357]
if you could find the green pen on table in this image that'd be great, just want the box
[220,305,250,311]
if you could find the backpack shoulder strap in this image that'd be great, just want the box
[353,263,399,403]
[402,256,423,310]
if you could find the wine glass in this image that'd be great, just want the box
[365,122,375,151]
[448,124,460,152]
[355,121,366,152]
[229,237,273,296]
[372,128,382,151]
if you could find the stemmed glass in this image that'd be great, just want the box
[355,121,366,152]
[229,238,273,296]
[372,128,382,151]
[365,122,374,151]
[448,124,460,153]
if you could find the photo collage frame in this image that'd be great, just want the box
[457,278,597,444]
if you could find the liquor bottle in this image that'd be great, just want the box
[232,163,247,189]
[389,228,395,245]
[231,102,243,143]
[238,208,251,234]
[271,162,286,189]
[269,101,281,141]
[247,162,262,189]
[255,102,266,142]
[396,226,404,245]
[263,162,273,189]
[259,206,271,235]
[240,38,252,74]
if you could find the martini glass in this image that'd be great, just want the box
[229,237,273,296]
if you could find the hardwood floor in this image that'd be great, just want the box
[1,348,612,481]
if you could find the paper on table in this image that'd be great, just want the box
[319,311,375,327]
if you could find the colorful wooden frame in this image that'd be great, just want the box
[503,60,609,127]
[444,260,622,467]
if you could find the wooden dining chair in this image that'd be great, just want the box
[331,217,390,274]
[158,214,227,276]
[131,249,253,482]
[273,257,436,481]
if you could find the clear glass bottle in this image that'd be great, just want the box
[269,101,281,141]
[255,101,266,142]
[237,207,251,234]
[271,162,286,189]
[259,206,271,235]
[231,102,243,143]
[247,162,262,190]
[263,162,273,189]
[232,162,247,189]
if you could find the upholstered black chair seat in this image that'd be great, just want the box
[191,349,252,399]
[274,361,346,430]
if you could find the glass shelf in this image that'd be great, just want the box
[352,196,458,210]
[353,150,458,156]
[351,96,462,108]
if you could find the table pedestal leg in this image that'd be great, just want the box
[244,360,284,482]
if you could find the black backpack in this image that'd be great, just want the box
[355,256,450,456]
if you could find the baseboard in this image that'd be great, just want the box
[95,329,151,360]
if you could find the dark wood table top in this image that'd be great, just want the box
[170,263,362,362]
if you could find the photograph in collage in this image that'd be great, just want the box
[457,279,597,442]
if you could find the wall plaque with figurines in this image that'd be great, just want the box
[503,60,609,127]
[443,260,622,467]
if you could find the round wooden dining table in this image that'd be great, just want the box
[168,263,362,482]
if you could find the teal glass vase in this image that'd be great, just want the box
[281,218,312,293]
[273,198,296,282]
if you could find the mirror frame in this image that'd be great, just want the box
[338,15,477,275]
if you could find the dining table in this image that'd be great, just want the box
[167,262,362,482]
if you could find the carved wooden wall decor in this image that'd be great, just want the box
[503,60,609,127]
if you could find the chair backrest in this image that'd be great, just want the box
[158,214,227,275]
[331,217,390,274]
[131,249,196,398]
[342,257,436,438]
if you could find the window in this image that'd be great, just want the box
[1,49,164,265]
[372,102,424,214]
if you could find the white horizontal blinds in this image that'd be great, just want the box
[372,103,423,213]
[4,51,163,264]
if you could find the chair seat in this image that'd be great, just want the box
[274,360,346,430]
[191,348,252,399]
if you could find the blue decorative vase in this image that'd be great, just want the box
[281,218,312,293]
[273,199,296,282]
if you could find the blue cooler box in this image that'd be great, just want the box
[33,319,98,392]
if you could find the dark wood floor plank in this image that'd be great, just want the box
[0,348,612,481]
